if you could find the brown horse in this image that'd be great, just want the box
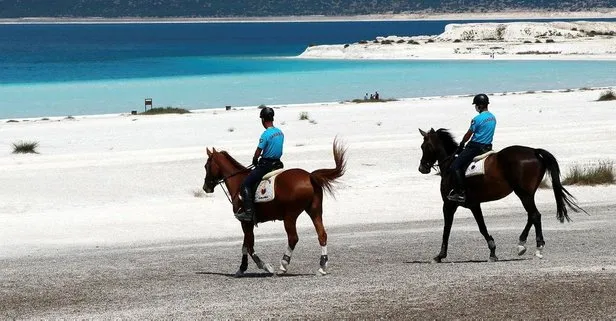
[203,138,347,276]
[418,128,585,263]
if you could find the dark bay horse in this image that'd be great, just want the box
[418,128,585,263]
[203,139,347,276]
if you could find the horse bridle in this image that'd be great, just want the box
[204,157,255,204]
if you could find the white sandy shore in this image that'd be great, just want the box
[1,87,615,258]
[299,21,616,60]
[1,10,616,24]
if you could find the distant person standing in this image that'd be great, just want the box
[364,93,369,100]
[374,91,380,100]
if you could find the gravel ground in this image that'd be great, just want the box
[2,204,616,320]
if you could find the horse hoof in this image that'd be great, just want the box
[317,268,328,276]
[278,264,288,275]
[431,257,442,264]
[234,270,245,278]
[535,251,544,259]
[489,256,499,262]
[517,245,527,256]
[262,263,275,274]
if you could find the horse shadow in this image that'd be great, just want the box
[196,271,313,278]
[404,257,532,264]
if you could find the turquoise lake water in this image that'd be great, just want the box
[1,20,615,118]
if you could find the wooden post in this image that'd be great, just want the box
[145,98,153,112]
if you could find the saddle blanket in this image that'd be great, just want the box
[254,169,285,203]
[465,151,497,178]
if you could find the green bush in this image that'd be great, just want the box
[299,112,310,120]
[12,141,39,154]
[141,107,190,115]
[597,90,616,101]
[563,161,615,186]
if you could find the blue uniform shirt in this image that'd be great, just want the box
[469,111,496,144]
[258,127,284,159]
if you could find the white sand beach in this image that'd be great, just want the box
[2,86,616,319]
[1,87,615,258]
[299,21,616,60]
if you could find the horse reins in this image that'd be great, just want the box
[206,160,255,204]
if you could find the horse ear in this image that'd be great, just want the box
[429,128,435,133]
[206,148,212,156]
[212,147,217,153]
[419,128,428,137]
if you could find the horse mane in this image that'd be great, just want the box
[219,151,247,170]
[435,128,459,155]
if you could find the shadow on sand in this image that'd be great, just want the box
[405,257,532,264]
[196,271,313,278]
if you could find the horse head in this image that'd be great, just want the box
[203,147,223,193]
[418,128,438,174]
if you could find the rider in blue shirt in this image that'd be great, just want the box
[448,94,496,203]
[235,107,284,222]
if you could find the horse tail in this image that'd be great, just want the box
[310,138,347,197]
[535,148,586,223]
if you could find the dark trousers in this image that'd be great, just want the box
[450,142,492,192]
[241,158,284,200]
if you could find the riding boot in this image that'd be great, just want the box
[235,186,255,222]
[447,169,467,203]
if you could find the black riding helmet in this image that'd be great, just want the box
[259,106,274,121]
[472,93,489,106]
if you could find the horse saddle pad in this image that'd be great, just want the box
[465,151,497,178]
[254,169,285,203]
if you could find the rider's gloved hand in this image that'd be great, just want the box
[456,142,465,155]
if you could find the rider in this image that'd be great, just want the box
[448,93,496,203]
[235,106,284,222]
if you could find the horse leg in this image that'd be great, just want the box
[308,206,329,275]
[434,202,458,263]
[469,204,498,262]
[236,222,273,277]
[517,219,532,256]
[235,222,253,277]
[516,191,545,258]
[278,215,299,275]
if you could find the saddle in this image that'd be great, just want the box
[465,151,497,177]
[254,169,285,203]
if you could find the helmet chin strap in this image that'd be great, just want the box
[475,105,480,113]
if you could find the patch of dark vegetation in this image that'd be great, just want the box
[380,39,394,45]
[563,161,615,186]
[545,39,555,43]
[358,40,368,44]
[407,40,420,45]
[516,51,561,55]
[6,119,19,123]
[453,39,462,43]
[396,39,406,44]
[597,90,616,101]
[12,141,39,154]
[535,39,542,43]
[344,44,350,48]
[141,107,190,115]
[426,39,435,43]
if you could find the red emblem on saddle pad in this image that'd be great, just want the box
[261,188,266,195]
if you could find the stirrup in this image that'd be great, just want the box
[447,190,466,203]
[234,210,253,222]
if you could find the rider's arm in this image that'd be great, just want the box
[252,147,262,166]
[460,129,473,145]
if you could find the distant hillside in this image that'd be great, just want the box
[1,0,615,18]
